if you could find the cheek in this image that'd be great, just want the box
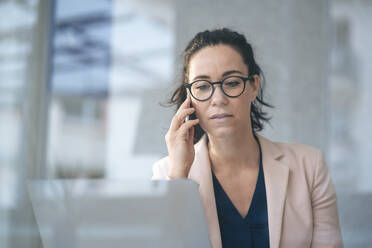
[192,102,208,125]
[192,102,204,119]
[232,98,252,119]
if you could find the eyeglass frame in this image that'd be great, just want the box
[184,75,255,101]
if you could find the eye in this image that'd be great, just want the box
[193,81,211,91]
[225,81,241,87]
[197,84,210,90]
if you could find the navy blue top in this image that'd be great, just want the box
[212,137,270,247]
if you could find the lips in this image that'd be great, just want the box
[210,113,233,119]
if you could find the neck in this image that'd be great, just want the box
[207,128,260,174]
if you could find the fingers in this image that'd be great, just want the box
[170,108,194,131]
[169,97,195,132]
[179,95,192,109]
[178,119,199,140]
[167,96,199,144]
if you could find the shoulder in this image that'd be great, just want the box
[278,140,326,173]
[276,141,323,163]
[260,135,328,187]
[152,156,171,180]
[259,134,323,168]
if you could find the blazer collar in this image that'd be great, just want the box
[258,134,289,248]
[187,134,289,248]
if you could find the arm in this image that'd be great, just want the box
[311,150,344,248]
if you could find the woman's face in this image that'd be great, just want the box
[188,44,260,139]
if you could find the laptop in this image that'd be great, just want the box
[28,179,211,248]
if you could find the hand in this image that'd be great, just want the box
[165,96,199,178]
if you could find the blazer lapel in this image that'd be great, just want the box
[258,134,289,248]
[188,136,222,248]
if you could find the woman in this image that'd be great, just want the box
[152,28,343,248]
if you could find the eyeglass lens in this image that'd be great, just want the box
[190,76,245,100]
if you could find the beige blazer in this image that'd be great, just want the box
[152,134,343,248]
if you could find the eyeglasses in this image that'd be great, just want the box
[185,75,254,101]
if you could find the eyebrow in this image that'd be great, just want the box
[192,70,243,81]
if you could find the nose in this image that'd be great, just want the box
[210,84,228,106]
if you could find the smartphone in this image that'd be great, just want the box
[185,91,191,122]
[185,91,191,141]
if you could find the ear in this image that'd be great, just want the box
[249,74,260,101]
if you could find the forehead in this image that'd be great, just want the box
[188,44,248,80]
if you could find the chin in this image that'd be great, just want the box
[206,127,236,139]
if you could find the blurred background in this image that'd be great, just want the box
[0,0,371,247]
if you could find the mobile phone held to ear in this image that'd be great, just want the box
[185,92,191,141]
[185,91,191,122]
